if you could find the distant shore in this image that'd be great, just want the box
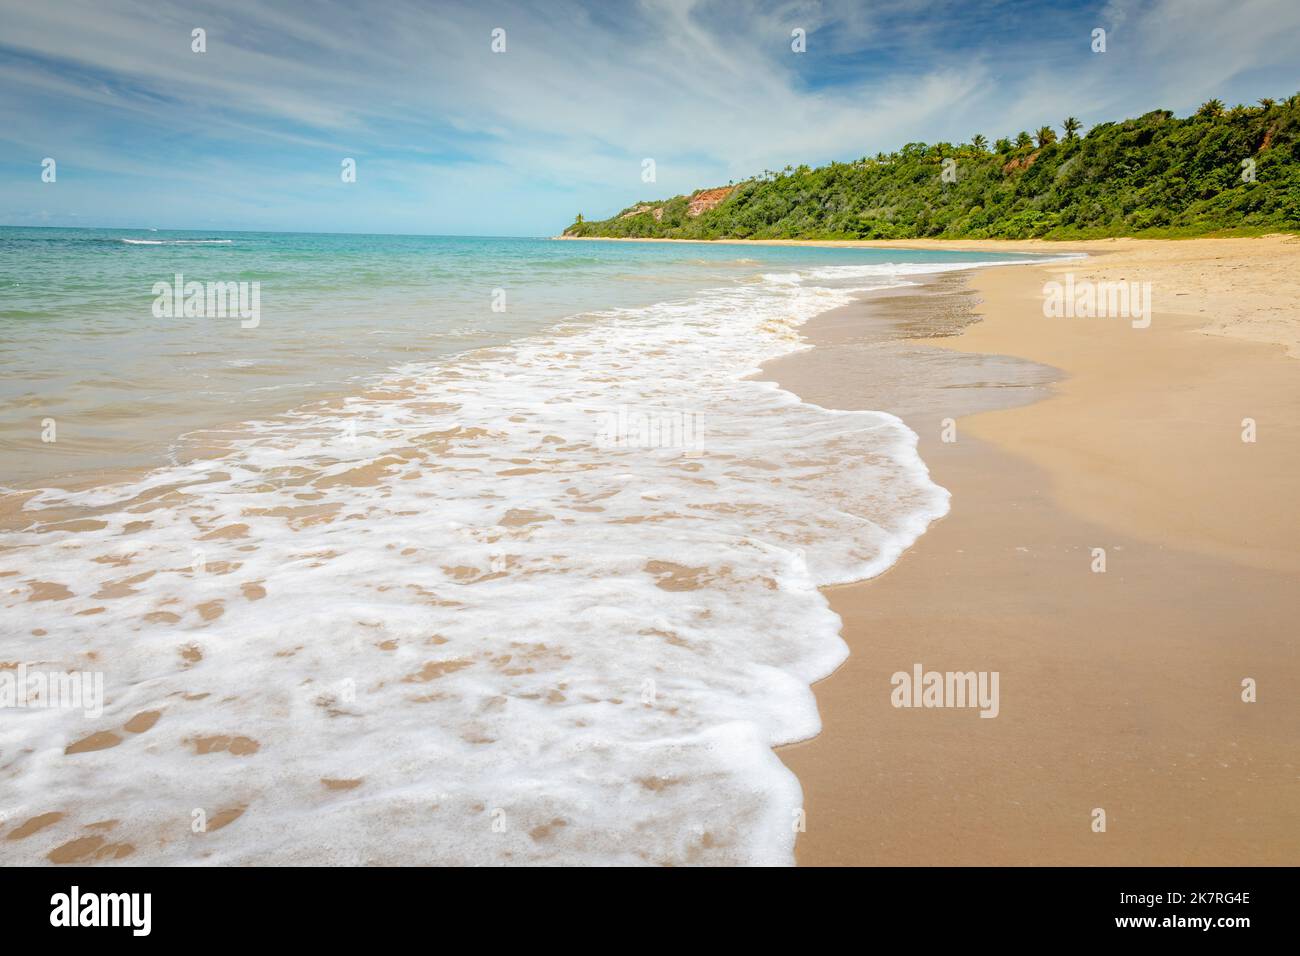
[559,233,1300,356]
[766,235,1300,864]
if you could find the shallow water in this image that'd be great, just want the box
[0,231,1052,864]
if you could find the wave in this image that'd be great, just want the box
[0,263,958,865]
[119,238,235,245]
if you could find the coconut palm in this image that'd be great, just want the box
[1062,117,1082,140]
[994,137,1012,153]
[971,134,988,151]
[1258,97,1276,110]
[1035,125,1058,147]
[1015,131,1032,148]
[1197,98,1225,118]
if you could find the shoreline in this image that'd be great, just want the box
[4,243,1014,866]
[765,237,1300,865]
[561,235,1300,355]
[4,236,1296,865]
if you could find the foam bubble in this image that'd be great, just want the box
[0,266,954,865]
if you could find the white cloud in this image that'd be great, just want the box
[0,0,1297,233]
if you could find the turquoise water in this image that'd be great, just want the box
[1,226,1054,865]
[0,227,1029,486]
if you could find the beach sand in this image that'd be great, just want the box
[765,236,1300,865]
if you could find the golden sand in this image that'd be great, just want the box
[765,236,1300,865]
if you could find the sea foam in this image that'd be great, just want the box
[119,238,234,245]
[1,262,977,865]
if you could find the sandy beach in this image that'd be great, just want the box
[765,236,1300,865]
[4,233,1297,868]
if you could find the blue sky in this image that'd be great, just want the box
[2,0,1298,236]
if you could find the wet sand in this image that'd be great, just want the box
[767,238,1300,865]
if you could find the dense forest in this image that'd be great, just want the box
[563,96,1300,240]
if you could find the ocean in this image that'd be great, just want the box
[0,228,1042,864]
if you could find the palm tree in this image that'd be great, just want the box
[1258,97,1276,109]
[1197,98,1225,118]
[1015,131,1032,148]
[1062,117,1082,140]
[970,134,988,152]
[994,137,1012,153]
[1035,125,1057,147]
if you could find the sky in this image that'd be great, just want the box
[1,0,1298,236]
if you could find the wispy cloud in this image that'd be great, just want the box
[1,0,1297,234]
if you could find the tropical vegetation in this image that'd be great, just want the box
[564,96,1300,240]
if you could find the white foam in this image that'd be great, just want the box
[0,263,965,865]
[119,238,234,245]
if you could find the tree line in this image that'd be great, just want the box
[564,96,1300,240]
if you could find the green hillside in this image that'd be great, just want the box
[563,97,1300,240]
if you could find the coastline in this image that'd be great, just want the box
[5,233,1296,865]
[5,241,1005,866]
[559,235,1300,356]
[764,236,1300,864]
